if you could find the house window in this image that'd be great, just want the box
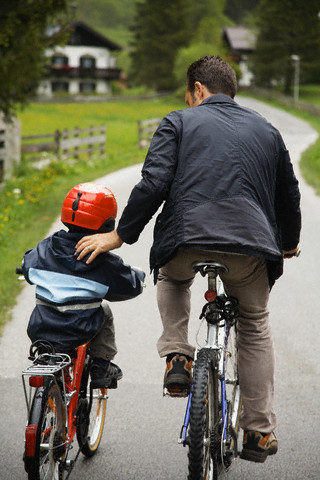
[52,81,69,92]
[80,56,96,69]
[51,55,69,67]
[79,82,96,93]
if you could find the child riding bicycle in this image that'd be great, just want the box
[21,182,145,389]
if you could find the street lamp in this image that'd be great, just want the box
[291,54,300,103]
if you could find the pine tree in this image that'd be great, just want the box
[251,0,320,92]
[130,0,191,91]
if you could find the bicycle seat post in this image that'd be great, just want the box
[207,269,218,292]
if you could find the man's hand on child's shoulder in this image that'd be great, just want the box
[75,230,123,264]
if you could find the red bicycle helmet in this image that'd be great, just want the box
[61,182,117,231]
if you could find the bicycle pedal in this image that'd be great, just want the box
[163,387,189,398]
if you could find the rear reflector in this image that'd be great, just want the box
[29,376,44,387]
[205,290,217,302]
[25,424,37,457]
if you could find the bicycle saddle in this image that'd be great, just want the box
[192,261,229,277]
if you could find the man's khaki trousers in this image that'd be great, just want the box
[156,249,276,433]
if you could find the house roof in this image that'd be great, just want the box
[223,26,255,52]
[47,21,122,51]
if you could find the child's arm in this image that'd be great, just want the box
[103,253,145,302]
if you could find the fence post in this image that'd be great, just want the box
[89,125,93,158]
[100,125,106,156]
[0,129,5,183]
[74,126,79,159]
[54,129,61,157]
[62,128,68,158]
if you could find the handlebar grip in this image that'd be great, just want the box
[16,267,23,274]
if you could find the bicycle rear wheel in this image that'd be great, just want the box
[76,357,107,457]
[25,379,66,480]
[188,348,221,480]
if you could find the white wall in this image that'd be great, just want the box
[238,58,254,87]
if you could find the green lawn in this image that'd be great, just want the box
[299,84,320,106]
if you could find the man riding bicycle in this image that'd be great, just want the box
[75,56,301,463]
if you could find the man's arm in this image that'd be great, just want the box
[76,113,180,264]
[275,136,301,251]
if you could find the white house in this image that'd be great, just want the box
[38,21,122,97]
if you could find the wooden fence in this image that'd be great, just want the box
[21,125,106,161]
[138,117,161,148]
[0,129,5,182]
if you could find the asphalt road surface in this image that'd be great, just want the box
[0,97,319,480]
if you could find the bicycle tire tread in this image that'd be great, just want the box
[188,348,216,480]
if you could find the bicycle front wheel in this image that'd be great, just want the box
[25,379,66,480]
[76,359,107,457]
[188,348,220,480]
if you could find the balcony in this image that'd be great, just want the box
[47,66,122,81]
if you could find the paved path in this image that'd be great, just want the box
[0,97,319,479]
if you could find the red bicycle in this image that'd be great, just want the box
[22,335,108,479]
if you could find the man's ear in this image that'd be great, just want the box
[194,81,202,96]
[195,81,209,101]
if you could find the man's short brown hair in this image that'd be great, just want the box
[186,55,237,99]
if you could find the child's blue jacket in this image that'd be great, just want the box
[22,230,145,353]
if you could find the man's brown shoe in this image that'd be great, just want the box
[163,353,192,397]
[240,431,278,463]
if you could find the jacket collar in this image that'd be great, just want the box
[200,94,236,106]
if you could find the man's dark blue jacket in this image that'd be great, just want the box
[117,94,301,287]
[23,230,145,352]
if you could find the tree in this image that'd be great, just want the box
[129,0,192,91]
[224,0,260,24]
[75,0,135,30]
[174,0,235,89]
[0,0,71,118]
[251,0,320,93]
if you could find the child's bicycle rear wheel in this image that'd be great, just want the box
[25,378,66,480]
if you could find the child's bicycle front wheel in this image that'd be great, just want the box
[76,357,107,457]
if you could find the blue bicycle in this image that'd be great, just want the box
[179,261,242,480]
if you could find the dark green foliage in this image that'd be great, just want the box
[0,0,70,117]
[224,0,260,24]
[74,0,135,29]
[129,0,192,91]
[251,0,320,92]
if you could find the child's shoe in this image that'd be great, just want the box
[90,358,123,389]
